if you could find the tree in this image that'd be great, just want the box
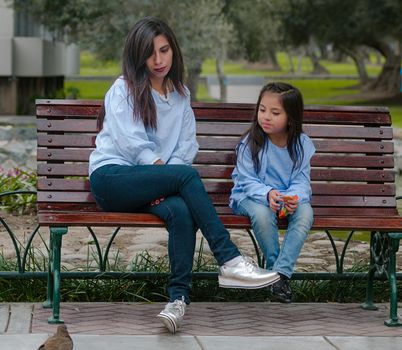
[11,0,232,101]
[157,0,233,101]
[225,0,281,70]
[273,0,329,75]
[275,0,402,95]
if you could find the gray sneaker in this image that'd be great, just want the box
[157,296,186,333]
[219,256,280,289]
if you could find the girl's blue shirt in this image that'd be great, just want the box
[89,77,199,175]
[230,133,316,212]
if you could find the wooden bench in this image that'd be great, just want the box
[36,99,402,326]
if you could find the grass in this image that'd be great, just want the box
[79,52,121,76]
[201,52,384,76]
[79,51,386,77]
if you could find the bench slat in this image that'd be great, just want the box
[310,154,394,168]
[37,119,98,132]
[37,133,394,154]
[36,202,398,218]
[37,190,395,208]
[196,122,393,140]
[36,105,101,117]
[37,149,93,162]
[37,163,395,182]
[37,150,394,169]
[37,118,393,141]
[37,211,401,230]
[36,179,395,196]
[215,206,398,217]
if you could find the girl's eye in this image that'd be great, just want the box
[161,47,169,53]
[259,108,266,113]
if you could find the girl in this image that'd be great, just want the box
[230,82,315,303]
[88,17,279,333]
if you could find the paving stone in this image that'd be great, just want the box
[328,336,402,350]
[72,335,202,350]
[0,334,48,350]
[7,304,33,334]
[198,336,335,350]
[0,304,10,333]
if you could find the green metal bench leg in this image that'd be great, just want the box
[43,232,54,309]
[384,233,402,327]
[47,227,68,324]
[361,232,378,311]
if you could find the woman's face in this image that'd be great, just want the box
[146,34,173,86]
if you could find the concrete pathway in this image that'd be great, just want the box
[0,302,401,349]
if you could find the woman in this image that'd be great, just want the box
[89,17,279,333]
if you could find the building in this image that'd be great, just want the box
[0,0,79,114]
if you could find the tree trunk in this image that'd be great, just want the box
[339,45,369,85]
[307,38,329,75]
[365,40,401,96]
[297,49,304,74]
[186,65,202,102]
[216,51,227,103]
[267,48,281,71]
[286,50,294,74]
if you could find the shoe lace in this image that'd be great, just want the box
[170,297,186,316]
[242,256,259,271]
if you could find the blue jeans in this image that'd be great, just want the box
[235,198,313,278]
[89,164,240,303]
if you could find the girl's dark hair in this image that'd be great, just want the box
[98,17,185,130]
[241,82,304,173]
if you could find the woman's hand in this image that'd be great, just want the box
[268,189,282,212]
[153,159,165,165]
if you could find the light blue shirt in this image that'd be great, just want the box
[230,133,315,212]
[89,77,199,175]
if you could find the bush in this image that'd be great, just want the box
[0,167,37,214]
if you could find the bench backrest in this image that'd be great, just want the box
[36,100,397,217]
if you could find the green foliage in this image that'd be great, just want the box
[65,86,81,99]
[0,168,37,214]
[0,246,399,303]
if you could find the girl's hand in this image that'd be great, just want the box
[154,159,165,165]
[284,196,299,215]
[268,189,282,212]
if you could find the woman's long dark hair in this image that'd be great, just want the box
[241,82,304,173]
[98,17,185,130]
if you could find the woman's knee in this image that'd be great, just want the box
[157,196,194,226]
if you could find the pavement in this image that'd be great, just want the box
[1,302,401,349]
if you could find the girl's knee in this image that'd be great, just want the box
[294,204,313,225]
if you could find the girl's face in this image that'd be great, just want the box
[257,92,289,144]
[146,34,173,86]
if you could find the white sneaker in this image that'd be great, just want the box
[219,256,280,289]
[157,296,186,333]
